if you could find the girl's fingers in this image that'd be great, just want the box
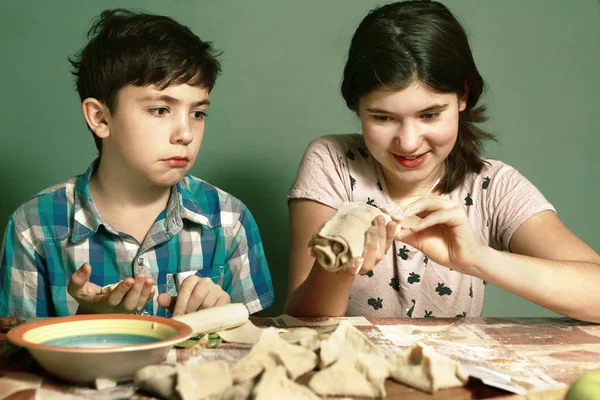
[340,257,364,276]
[375,217,387,260]
[385,220,398,250]
[362,227,380,271]
[403,196,457,217]
[411,207,464,231]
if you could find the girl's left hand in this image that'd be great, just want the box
[396,196,487,275]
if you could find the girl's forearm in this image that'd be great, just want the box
[284,262,355,317]
[474,247,600,323]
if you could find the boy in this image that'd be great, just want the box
[0,9,274,318]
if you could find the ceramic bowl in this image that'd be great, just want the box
[7,314,193,384]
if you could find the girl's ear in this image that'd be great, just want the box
[81,98,111,139]
[459,79,470,112]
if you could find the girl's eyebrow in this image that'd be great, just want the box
[366,103,449,114]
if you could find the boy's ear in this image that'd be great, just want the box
[81,98,111,139]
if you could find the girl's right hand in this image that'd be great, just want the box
[309,215,398,276]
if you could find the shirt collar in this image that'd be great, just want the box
[71,161,212,243]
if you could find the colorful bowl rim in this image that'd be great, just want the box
[6,313,194,354]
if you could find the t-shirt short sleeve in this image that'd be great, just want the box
[288,135,351,209]
[486,162,556,252]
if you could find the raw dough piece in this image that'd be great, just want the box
[257,328,318,380]
[134,364,177,399]
[278,327,318,344]
[312,202,402,272]
[253,366,320,400]
[217,320,264,344]
[176,360,233,400]
[35,388,85,400]
[319,320,383,368]
[94,377,117,389]
[208,380,254,400]
[309,355,390,398]
[387,342,469,393]
[0,373,42,400]
[231,347,279,383]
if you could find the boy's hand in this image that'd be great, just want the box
[67,263,156,314]
[157,275,230,316]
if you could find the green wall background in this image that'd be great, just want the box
[1,1,598,317]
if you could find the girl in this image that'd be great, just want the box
[285,0,600,322]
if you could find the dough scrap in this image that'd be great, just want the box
[313,202,401,272]
[319,320,382,368]
[208,380,254,400]
[217,320,265,344]
[231,346,279,383]
[309,355,389,398]
[0,373,43,400]
[134,364,177,399]
[257,328,318,380]
[278,327,318,344]
[176,360,233,400]
[387,342,469,393]
[253,366,320,400]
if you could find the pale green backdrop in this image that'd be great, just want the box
[1,1,598,317]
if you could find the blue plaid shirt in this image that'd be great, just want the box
[0,162,274,318]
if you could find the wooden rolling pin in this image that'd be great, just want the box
[173,303,249,335]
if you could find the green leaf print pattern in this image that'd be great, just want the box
[456,312,467,318]
[362,270,374,277]
[423,256,428,266]
[435,282,452,296]
[346,149,355,160]
[350,175,356,191]
[407,272,420,284]
[398,245,410,260]
[389,275,400,291]
[366,198,377,207]
[424,310,434,318]
[377,180,383,191]
[357,147,369,158]
[469,285,473,298]
[368,297,383,310]
[407,299,416,317]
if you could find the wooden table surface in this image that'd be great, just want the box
[2,315,599,399]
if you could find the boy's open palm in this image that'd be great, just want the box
[157,275,230,316]
[67,263,156,314]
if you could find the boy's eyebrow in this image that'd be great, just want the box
[366,103,449,114]
[138,94,210,107]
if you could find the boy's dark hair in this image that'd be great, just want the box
[341,0,495,193]
[68,9,222,153]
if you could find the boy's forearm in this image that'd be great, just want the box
[284,262,354,317]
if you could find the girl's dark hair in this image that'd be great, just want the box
[341,0,495,193]
[68,9,222,153]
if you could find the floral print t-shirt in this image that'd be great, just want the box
[288,134,555,318]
